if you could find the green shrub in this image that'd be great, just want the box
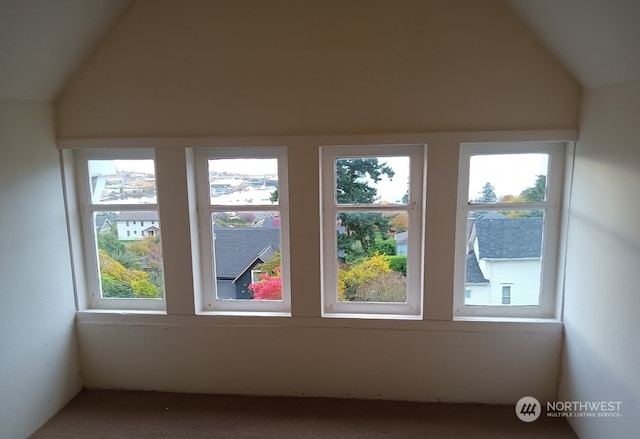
[386,255,407,276]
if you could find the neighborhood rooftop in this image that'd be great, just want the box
[213,228,280,279]
[475,217,543,260]
[116,211,159,221]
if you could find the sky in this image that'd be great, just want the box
[111,153,549,204]
[468,154,548,200]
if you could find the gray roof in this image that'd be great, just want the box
[475,217,543,259]
[116,211,159,221]
[394,231,408,246]
[466,251,489,284]
[213,228,280,279]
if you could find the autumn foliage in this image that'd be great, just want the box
[248,267,282,300]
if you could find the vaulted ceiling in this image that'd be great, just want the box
[0,0,638,102]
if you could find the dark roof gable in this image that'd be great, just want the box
[214,228,280,279]
[466,251,489,284]
[475,217,543,259]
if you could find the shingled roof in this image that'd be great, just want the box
[475,217,543,259]
[213,228,280,279]
[116,211,159,221]
[466,251,489,284]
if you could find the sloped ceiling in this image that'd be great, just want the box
[0,0,638,102]
[504,0,640,88]
[0,0,131,101]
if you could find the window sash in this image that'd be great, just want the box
[321,145,425,317]
[454,142,564,318]
[75,149,166,311]
[194,147,291,313]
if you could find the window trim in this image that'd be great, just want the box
[194,147,291,314]
[320,144,426,318]
[74,148,165,311]
[453,142,565,318]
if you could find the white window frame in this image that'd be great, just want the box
[454,142,565,318]
[194,147,291,314]
[320,144,426,318]
[74,149,165,311]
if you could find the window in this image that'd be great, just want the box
[454,142,564,317]
[320,145,425,317]
[194,147,290,313]
[75,149,165,310]
[501,286,511,305]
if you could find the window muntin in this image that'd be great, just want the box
[455,142,564,318]
[321,145,425,317]
[77,151,166,310]
[195,148,290,313]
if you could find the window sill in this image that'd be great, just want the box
[76,311,562,333]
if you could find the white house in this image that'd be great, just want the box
[465,216,543,305]
[116,211,160,240]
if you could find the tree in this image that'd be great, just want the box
[97,225,140,269]
[248,267,282,300]
[337,253,391,301]
[270,188,278,203]
[336,158,394,204]
[370,234,396,256]
[478,182,497,203]
[520,175,546,202]
[335,158,395,259]
[98,249,161,298]
[253,251,281,276]
[388,212,408,232]
[501,175,546,218]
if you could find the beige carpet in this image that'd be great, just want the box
[30,390,578,438]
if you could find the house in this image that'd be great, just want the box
[394,231,408,256]
[2,1,639,438]
[465,217,543,305]
[213,228,280,299]
[94,212,116,234]
[115,211,159,240]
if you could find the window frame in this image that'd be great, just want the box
[320,144,426,318]
[74,148,166,311]
[194,147,291,314]
[453,142,565,318]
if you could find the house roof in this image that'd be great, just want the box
[95,212,116,230]
[214,228,280,279]
[116,211,159,221]
[466,251,489,284]
[395,231,408,246]
[475,217,543,259]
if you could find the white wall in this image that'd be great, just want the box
[55,0,578,407]
[0,100,81,439]
[56,0,579,137]
[559,78,640,438]
[77,314,562,404]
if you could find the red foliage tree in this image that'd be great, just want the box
[248,268,282,300]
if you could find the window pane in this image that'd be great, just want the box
[94,212,164,299]
[464,210,544,306]
[208,158,278,205]
[468,154,548,204]
[88,160,157,204]
[336,211,407,303]
[212,211,282,300]
[335,156,409,205]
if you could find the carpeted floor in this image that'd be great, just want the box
[30,390,578,438]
